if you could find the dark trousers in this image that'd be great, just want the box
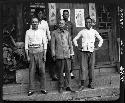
[80,51,94,81]
[63,58,75,73]
[49,60,57,78]
[29,52,46,92]
[56,58,71,88]
[70,58,75,72]
[46,43,57,78]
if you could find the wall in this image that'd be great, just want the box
[56,3,89,65]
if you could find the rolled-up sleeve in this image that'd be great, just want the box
[25,31,29,50]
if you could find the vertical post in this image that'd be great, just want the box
[110,5,118,63]
[0,2,3,101]
[16,3,23,42]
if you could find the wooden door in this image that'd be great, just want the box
[94,29,112,65]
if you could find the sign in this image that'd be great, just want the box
[48,3,56,25]
[75,9,85,27]
[60,9,70,21]
[89,3,96,25]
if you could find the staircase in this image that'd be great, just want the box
[3,64,120,101]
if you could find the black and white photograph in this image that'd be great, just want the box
[1,0,124,102]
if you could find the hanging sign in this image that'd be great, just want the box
[48,3,56,25]
[89,3,96,25]
[75,9,85,27]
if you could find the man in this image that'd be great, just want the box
[62,10,75,79]
[34,8,51,42]
[51,19,75,93]
[73,17,103,90]
[25,17,48,96]
[34,8,58,81]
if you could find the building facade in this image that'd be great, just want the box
[2,1,120,84]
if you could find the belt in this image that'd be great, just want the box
[29,44,41,48]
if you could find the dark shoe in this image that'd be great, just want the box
[71,75,75,79]
[52,76,58,81]
[66,87,76,93]
[28,91,34,96]
[88,84,94,89]
[70,73,75,79]
[79,86,85,91]
[59,88,63,93]
[40,90,48,94]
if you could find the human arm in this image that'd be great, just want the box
[51,31,56,61]
[42,33,47,62]
[95,30,103,48]
[73,31,82,47]
[46,21,51,41]
[68,32,74,58]
[25,31,30,61]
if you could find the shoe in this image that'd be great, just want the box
[28,91,34,96]
[71,75,75,79]
[70,73,75,79]
[66,87,76,93]
[63,73,65,77]
[59,88,63,93]
[88,84,94,89]
[40,90,48,94]
[52,76,58,81]
[79,86,85,91]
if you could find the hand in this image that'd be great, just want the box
[43,55,46,62]
[53,56,56,61]
[94,47,99,51]
[70,55,74,60]
[75,45,78,48]
[27,56,30,62]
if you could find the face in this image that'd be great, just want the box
[58,20,65,29]
[63,11,69,20]
[38,11,44,20]
[85,18,92,29]
[32,18,39,29]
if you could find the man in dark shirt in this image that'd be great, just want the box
[62,10,75,79]
[51,19,75,93]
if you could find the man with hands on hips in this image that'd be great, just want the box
[73,17,103,90]
[51,19,75,93]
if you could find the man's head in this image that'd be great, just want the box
[58,19,65,30]
[85,17,92,29]
[31,17,39,30]
[63,10,69,21]
[35,8,45,20]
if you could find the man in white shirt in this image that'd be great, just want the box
[34,8,51,42]
[25,17,48,96]
[73,17,103,90]
[34,8,58,81]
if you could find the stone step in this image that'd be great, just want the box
[3,72,120,95]
[3,86,120,101]
[16,66,117,84]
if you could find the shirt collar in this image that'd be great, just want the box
[39,20,44,24]
[57,28,65,33]
[85,27,93,30]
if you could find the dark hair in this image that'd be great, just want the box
[35,8,46,20]
[30,16,38,24]
[85,16,92,21]
[34,8,44,16]
[63,10,69,14]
